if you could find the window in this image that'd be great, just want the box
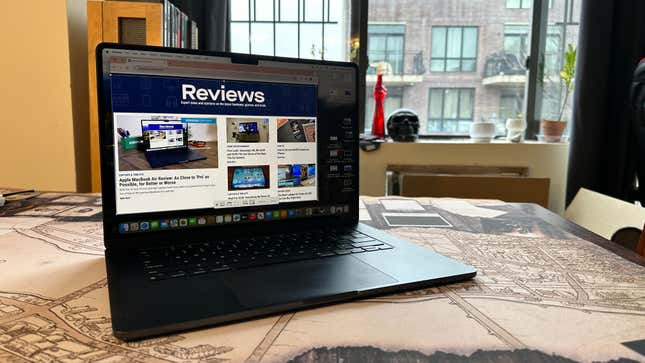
[367,24,405,75]
[229,0,347,61]
[427,88,475,134]
[506,0,552,8]
[430,27,478,72]
[504,24,561,74]
[365,87,404,132]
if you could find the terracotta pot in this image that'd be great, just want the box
[540,120,567,142]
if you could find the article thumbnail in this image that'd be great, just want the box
[227,118,270,143]
[277,118,316,142]
[278,164,316,188]
[227,165,271,190]
[115,114,218,171]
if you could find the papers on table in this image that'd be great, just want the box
[431,199,507,218]
[380,199,425,211]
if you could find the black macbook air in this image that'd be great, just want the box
[96,43,476,340]
[141,120,206,168]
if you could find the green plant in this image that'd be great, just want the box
[557,43,577,121]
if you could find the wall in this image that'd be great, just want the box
[0,1,77,191]
[360,140,570,214]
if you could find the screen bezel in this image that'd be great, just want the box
[96,43,359,249]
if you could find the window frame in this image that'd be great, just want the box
[427,88,476,134]
[430,26,479,73]
[229,0,340,59]
[228,0,571,139]
[367,24,406,75]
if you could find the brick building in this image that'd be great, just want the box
[365,0,580,135]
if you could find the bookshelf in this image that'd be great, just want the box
[87,0,199,192]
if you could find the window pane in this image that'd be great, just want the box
[324,23,344,61]
[538,0,582,127]
[280,0,299,21]
[504,36,521,55]
[276,23,299,57]
[429,89,443,119]
[430,60,445,72]
[506,0,521,8]
[255,0,274,21]
[329,0,342,22]
[386,36,404,74]
[446,59,460,72]
[459,90,474,119]
[300,23,323,59]
[431,27,446,57]
[446,28,462,58]
[231,0,250,21]
[369,35,386,54]
[443,89,458,119]
[461,59,476,72]
[251,23,274,55]
[462,28,477,58]
[230,22,250,53]
[305,0,323,21]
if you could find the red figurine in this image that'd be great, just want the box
[371,71,387,139]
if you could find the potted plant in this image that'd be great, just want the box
[541,44,576,142]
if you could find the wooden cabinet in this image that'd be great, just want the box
[87,1,162,192]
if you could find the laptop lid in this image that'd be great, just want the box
[96,44,358,247]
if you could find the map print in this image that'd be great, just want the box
[0,193,643,362]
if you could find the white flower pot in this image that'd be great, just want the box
[469,122,496,143]
[505,118,527,143]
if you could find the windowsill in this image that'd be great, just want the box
[359,137,571,215]
[384,138,569,145]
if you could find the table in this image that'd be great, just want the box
[0,191,644,362]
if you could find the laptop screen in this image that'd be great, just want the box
[98,45,357,238]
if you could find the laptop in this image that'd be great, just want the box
[141,120,206,168]
[97,43,476,340]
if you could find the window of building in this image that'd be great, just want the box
[367,24,405,75]
[430,26,478,72]
[427,88,475,134]
[229,0,347,61]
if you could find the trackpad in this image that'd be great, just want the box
[225,256,396,307]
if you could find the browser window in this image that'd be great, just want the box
[102,48,356,226]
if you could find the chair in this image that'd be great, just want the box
[566,188,645,254]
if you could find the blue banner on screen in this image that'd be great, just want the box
[110,74,317,116]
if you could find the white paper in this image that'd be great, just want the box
[431,199,506,218]
[380,199,425,211]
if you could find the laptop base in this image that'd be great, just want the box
[144,149,206,168]
[106,222,476,341]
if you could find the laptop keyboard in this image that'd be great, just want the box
[139,228,392,281]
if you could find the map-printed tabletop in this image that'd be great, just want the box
[0,191,643,363]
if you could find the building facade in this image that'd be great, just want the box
[365,0,580,135]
